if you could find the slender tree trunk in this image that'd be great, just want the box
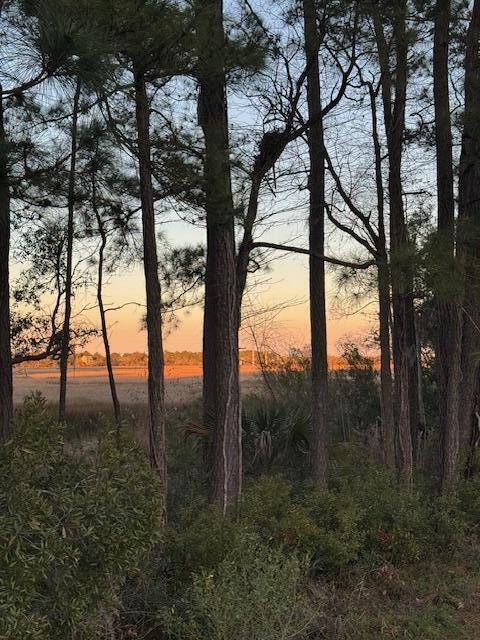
[94,202,121,431]
[370,81,395,469]
[196,0,241,511]
[302,0,328,486]
[433,0,462,490]
[134,67,167,488]
[374,3,416,483]
[236,177,260,315]
[0,90,12,440]
[59,80,81,423]
[378,257,396,469]
[405,299,420,465]
[458,0,480,466]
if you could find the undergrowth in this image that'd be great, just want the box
[4,392,480,639]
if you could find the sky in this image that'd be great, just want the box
[82,245,375,357]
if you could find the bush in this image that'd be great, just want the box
[330,445,463,565]
[242,397,310,472]
[166,504,242,582]
[330,340,381,439]
[0,394,163,640]
[302,489,365,572]
[167,458,466,590]
[239,455,465,571]
[261,348,311,405]
[241,476,364,573]
[163,537,318,640]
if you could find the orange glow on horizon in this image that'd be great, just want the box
[82,257,376,357]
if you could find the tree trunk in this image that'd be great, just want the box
[59,80,81,423]
[236,176,260,315]
[433,0,462,490]
[373,2,416,484]
[458,0,480,467]
[196,0,241,512]
[303,0,328,486]
[370,80,395,470]
[94,200,121,431]
[378,257,396,469]
[134,67,167,488]
[0,90,12,440]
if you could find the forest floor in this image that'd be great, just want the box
[12,365,263,407]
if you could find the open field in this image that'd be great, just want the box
[13,365,263,407]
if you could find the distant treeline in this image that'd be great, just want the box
[14,349,380,370]
[15,349,258,368]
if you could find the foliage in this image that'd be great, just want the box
[166,475,361,580]
[261,348,311,405]
[164,457,470,581]
[253,340,381,449]
[142,461,480,640]
[163,537,318,640]
[162,451,473,592]
[0,394,163,640]
[330,340,381,441]
[242,396,310,471]
[166,505,241,581]
[457,473,480,536]
[337,603,463,640]
[241,476,364,573]
[419,231,464,304]
[331,446,464,564]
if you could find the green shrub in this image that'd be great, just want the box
[168,461,466,585]
[241,476,364,572]
[242,397,310,471]
[329,340,381,441]
[303,489,365,572]
[261,348,311,405]
[330,445,463,565]
[164,537,318,640]
[166,505,242,581]
[0,394,163,640]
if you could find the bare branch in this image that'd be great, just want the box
[251,241,375,270]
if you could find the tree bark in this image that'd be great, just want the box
[303,0,328,486]
[377,257,396,469]
[134,67,167,488]
[458,0,480,467]
[236,176,260,315]
[373,3,417,484]
[369,80,395,469]
[93,186,121,431]
[58,80,81,423]
[433,0,462,490]
[196,0,241,512]
[0,89,13,440]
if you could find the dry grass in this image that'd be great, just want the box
[13,367,263,408]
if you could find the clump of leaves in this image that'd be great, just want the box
[242,397,310,470]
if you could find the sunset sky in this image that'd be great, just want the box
[82,245,374,357]
[50,170,377,357]
[11,168,376,358]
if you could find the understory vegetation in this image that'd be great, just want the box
[3,356,480,640]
